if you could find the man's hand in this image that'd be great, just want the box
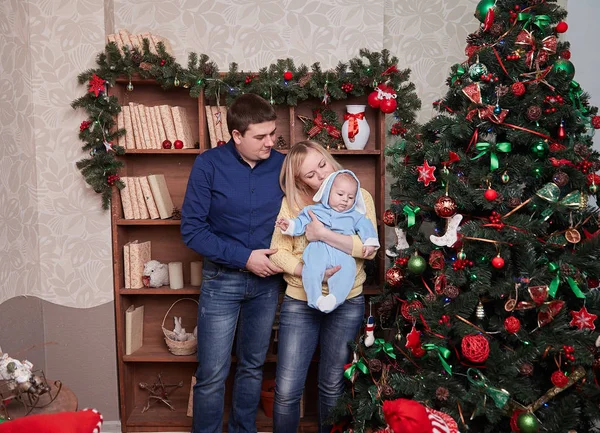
[323,265,341,283]
[305,210,327,242]
[246,249,283,277]
[275,218,290,231]
[362,245,376,258]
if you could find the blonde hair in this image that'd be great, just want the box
[280,140,343,211]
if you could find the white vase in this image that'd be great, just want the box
[341,105,370,150]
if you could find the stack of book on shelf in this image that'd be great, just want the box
[119,174,174,220]
[123,240,151,289]
[115,104,195,149]
[107,28,174,56]
[205,105,231,147]
[125,304,144,355]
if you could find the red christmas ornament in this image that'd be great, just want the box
[401,300,424,321]
[174,139,184,149]
[88,73,106,97]
[434,195,457,218]
[560,50,571,60]
[107,174,120,186]
[461,334,489,363]
[569,306,597,330]
[428,250,445,270]
[367,91,381,108]
[511,82,526,97]
[160,59,166,66]
[383,209,397,226]
[484,188,498,201]
[386,267,404,287]
[592,115,600,129]
[380,98,398,114]
[416,160,437,186]
[79,120,92,131]
[504,316,521,334]
[555,21,568,33]
[283,71,293,81]
[491,255,505,269]
[162,139,172,149]
[551,370,569,387]
[217,140,226,146]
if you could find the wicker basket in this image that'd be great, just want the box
[161,298,199,356]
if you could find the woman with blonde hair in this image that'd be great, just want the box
[270,140,378,433]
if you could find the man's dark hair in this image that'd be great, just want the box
[227,94,277,136]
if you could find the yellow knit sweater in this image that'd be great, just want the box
[269,188,378,301]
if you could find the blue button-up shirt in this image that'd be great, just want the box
[181,140,285,269]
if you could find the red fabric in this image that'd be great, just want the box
[0,409,102,433]
[383,399,431,433]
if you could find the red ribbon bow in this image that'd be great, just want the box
[343,112,365,140]
[307,113,341,139]
[515,29,557,69]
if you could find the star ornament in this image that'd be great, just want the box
[416,160,437,186]
[570,306,597,330]
[88,73,106,97]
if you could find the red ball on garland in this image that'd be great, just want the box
[491,255,505,269]
[504,316,521,334]
[283,71,293,81]
[560,50,571,60]
[162,139,172,149]
[511,82,526,97]
[383,209,397,226]
[386,267,404,287]
[368,91,381,108]
[380,97,397,114]
[592,115,600,129]
[551,370,569,388]
[217,140,226,146]
[174,139,184,149]
[434,195,457,218]
[461,334,490,363]
[484,188,498,201]
[555,21,568,33]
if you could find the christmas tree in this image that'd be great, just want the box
[334,1,600,432]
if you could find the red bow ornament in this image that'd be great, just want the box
[515,30,557,69]
[307,112,341,139]
[343,112,365,141]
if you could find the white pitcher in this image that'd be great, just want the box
[341,105,370,150]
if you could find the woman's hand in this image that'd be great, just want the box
[305,210,327,242]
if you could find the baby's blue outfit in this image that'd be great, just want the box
[281,170,379,313]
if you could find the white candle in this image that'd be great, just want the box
[190,261,202,287]
[168,262,184,289]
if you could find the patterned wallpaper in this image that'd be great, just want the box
[0,0,570,307]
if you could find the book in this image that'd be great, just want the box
[136,104,152,149]
[129,240,151,289]
[139,176,160,219]
[125,304,144,355]
[129,102,143,149]
[123,241,132,288]
[147,174,174,219]
[218,106,231,143]
[125,176,141,219]
[211,106,224,144]
[133,177,150,219]
[119,176,134,220]
[205,106,218,148]
[159,105,177,143]
[116,109,124,148]
[187,376,196,417]
[147,106,160,149]
[122,105,135,149]
[153,106,167,145]
[171,106,195,148]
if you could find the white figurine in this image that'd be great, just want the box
[142,260,170,288]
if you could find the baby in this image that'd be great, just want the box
[276,170,379,313]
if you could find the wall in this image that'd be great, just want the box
[0,0,594,425]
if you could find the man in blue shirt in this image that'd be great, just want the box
[181,94,285,433]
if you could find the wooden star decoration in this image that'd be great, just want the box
[416,160,437,186]
[88,73,106,97]
[570,306,597,330]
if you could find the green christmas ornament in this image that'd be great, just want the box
[553,59,575,80]
[469,62,488,81]
[408,255,427,275]
[590,183,598,193]
[475,0,495,22]
[501,171,510,184]
[533,167,543,178]
[531,140,549,158]
[536,182,560,202]
[516,412,539,433]
[457,249,467,260]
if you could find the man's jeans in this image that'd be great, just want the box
[273,294,364,433]
[192,260,281,433]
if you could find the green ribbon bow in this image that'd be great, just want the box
[471,141,511,171]
[403,204,421,228]
[467,368,511,409]
[569,81,588,115]
[343,357,369,380]
[451,64,466,85]
[547,262,586,299]
[373,338,397,359]
[518,13,551,31]
[423,344,452,375]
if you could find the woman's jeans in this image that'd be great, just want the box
[273,294,365,433]
[192,260,281,433]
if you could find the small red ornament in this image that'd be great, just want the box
[380,98,397,114]
[504,316,521,334]
[416,160,437,186]
[401,300,424,321]
[341,82,354,93]
[88,73,106,97]
[592,115,600,129]
[511,82,526,97]
[555,21,568,33]
[383,209,397,226]
[386,267,404,287]
[174,139,184,149]
[391,122,407,136]
[434,195,457,218]
[367,91,381,108]
[283,71,293,81]
[160,59,166,66]
[465,44,479,58]
[560,50,571,60]
[569,306,597,330]
[491,255,505,269]
[551,370,569,387]
[107,174,120,186]
[484,188,498,201]
[162,139,172,149]
[217,140,226,146]
[461,334,490,363]
[80,120,92,131]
